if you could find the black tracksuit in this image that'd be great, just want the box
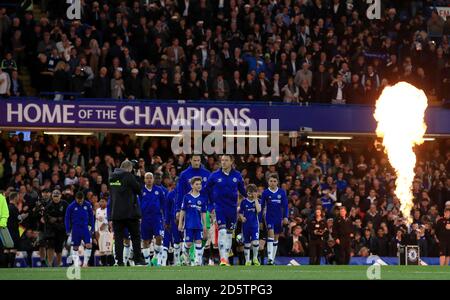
[109,168,142,264]
[44,200,68,253]
[332,216,353,265]
[308,218,326,265]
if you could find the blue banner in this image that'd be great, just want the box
[274,257,440,265]
[0,98,449,134]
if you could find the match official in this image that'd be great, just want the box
[109,160,145,266]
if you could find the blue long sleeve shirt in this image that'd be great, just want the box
[65,200,95,233]
[165,189,177,225]
[261,188,289,222]
[204,168,246,210]
[139,185,166,223]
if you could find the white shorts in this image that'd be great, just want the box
[98,231,113,253]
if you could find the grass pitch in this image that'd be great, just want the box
[0,265,449,280]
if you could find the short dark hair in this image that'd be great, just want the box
[190,154,202,160]
[247,184,258,194]
[268,173,279,181]
[75,191,84,200]
[190,176,202,185]
[9,192,18,201]
[221,154,234,160]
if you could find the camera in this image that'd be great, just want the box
[130,159,139,170]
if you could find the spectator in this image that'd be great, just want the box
[312,63,330,102]
[361,65,380,90]
[0,68,10,97]
[1,52,17,74]
[282,76,299,103]
[172,72,185,100]
[213,73,230,100]
[346,74,364,104]
[330,74,347,104]
[185,71,201,100]
[427,10,444,38]
[142,67,158,100]
[93,67,111,99]
[125,68,142,99]
[111,70,125,99]
[284,225,308,257]
[298,79,313,103]
[9,70,25,97]
[254,71,272,101]
[294,62,313,88]
[52,61,69,100]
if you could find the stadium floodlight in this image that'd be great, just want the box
[223,133,269,138]
[307,136,353,140]
[135,132,183,137]
[44,132,94,136]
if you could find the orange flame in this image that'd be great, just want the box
[373,82,428,224]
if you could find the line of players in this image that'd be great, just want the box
[64,154,289,266]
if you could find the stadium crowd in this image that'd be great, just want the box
[0,132,448,267]
[0,0,449,102]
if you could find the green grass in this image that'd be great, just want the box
[1,265,450,280]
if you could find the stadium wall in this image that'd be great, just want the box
[12,252,441,267]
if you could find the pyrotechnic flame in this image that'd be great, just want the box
[373,82,428,224]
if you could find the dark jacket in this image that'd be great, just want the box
[53,70,70,92]
[332,216,353,243]
[108,168,141,221]
[125,76,142,99]
[44,200,68,233]
[93,75,111,98]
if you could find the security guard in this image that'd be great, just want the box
[436,208,450,266]
[308,208,327,265]
[332,205,353,265]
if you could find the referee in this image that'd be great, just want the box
[109,160,145,266]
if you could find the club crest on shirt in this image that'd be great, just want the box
[277,195,281,199]
[233,177,237,182]
[143,192,146,196]
[60,206,64,212]
[83,206,87,210]
[217,178,222,183]
[203,177,207,182]
[74,207,78,211]
[155,191,159,195]
[197,201,202,206]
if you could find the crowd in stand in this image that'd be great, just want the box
[0,132,448,267]
[0,0,450,102]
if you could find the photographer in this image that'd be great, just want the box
[32,189,51,266]
[108,160,145,266]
